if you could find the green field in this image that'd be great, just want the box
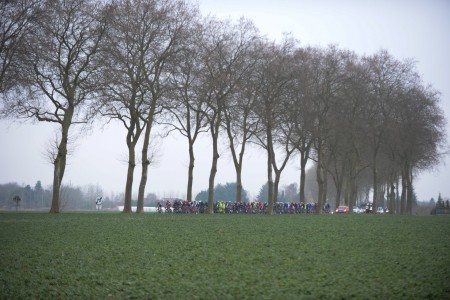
[1,213,449,299]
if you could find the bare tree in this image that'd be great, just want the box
[337,55,373,211]
[290,47,319,203]
[319,50,364,209]
[2,0,109,213]
[222,23,261,204]
[306,47,447,214]
[272,122,298,206]
[198,18,259,213]
[363,50,417,213]
[98,0,196,213]
[98,0,150,213]
[252,37,297,214]
[306,46,350,213]
[391,83,447,214]
[136,0,197,213]
[164,20,208,203]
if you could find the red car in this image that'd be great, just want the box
[335,205,350,213]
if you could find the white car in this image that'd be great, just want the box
[353,206,363,213]
[377,207,384,213]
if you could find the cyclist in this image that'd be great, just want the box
[157,201,162,213]
[165,200,171,213]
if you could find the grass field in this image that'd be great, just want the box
[0,212,449,299]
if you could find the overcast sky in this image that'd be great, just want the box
[1,0,449,201]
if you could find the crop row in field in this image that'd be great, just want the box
[0,213,449,299]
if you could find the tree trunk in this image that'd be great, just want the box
[316,166,324,213]
[347,169,357,211]
[235,141,246,204]
[351,179,357,210]
[389,183,396,214]
[395,177,400,214]
[372,156,378,213]
[266,129,274,214]
[406,165,413,215]
[316,145,325,214]
[379,185,386,209]
[400,166,407,214]
[123,142,136,213]
[207,117,221,214]
[137,121,152,213]
[346,175,353,210]
[267,157,274,214]
[236,166,242,203]
[227,131,245,204]
[207,140,219,214]
[137,92,158,211]
[322,168,328,211]
[274,171,281,205]
[299,150,307,203]
[186,139,195,202]
[224,108,247,205]
[334,176,343,209]
[49,112,72,213]
[50,156,63,213]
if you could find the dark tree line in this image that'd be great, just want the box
[0,181,114,211]
[195,182,250,203]
[1,0,447,214]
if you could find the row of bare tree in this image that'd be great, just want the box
[1,0,446,214]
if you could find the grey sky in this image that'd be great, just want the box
[1,0,449,201]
